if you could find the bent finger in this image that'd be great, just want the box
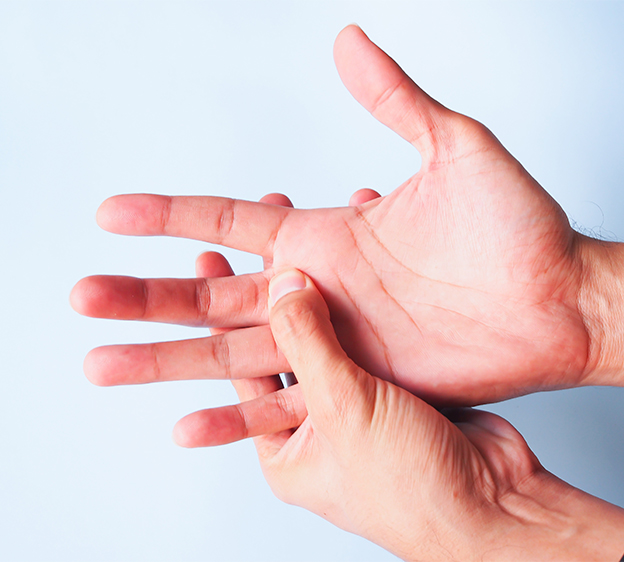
[258,192,294,209]
[349,188,382,206]
[195,250,235,280]
[268,269,371,429]
[195,250,286,400]
[173,384,306,447]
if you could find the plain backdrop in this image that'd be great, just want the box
[1,2,624,561]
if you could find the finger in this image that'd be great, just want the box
[70,272,269,328]
[255,193,297,394]
[194,250,286,401]
[258,192,294,208]
[258,193,294,270]
[348,188,382,206]
[333,25,452,161]
[173,384,306,447]
[97,194,294,257]
[195,250,234,280]
[84,325,290,386]
[268,269,371,428]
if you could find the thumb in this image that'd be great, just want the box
[333,24,452,163]
[268,269,370,430]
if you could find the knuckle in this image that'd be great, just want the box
[195,279,212,321]
[319,366,373,431]
[318,369,356,420]
[216,199,235,243]
[159,196,173,233]
[243,274,265,319]
[370,79,403,116]
[207,335,232,379]
[139,280,149,320]
[274,298,317,333]
[272,389,301,428]
[232,404,249,441]
[150,343,163,382]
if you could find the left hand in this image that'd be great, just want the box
[70,26,602,405]
[172,268,624,561]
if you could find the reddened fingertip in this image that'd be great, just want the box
[269,269,307,307]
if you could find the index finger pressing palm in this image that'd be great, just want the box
[74,25,592,405]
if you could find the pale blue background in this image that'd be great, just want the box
[1,2,624,561]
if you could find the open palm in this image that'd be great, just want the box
[72,25,592,405]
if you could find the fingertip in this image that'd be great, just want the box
[70,275,144,320]
[83,346,114,387]
[172,411,229,448]
[96,193,167,235]
[172,417,196,448]
[95,195,119,231]
[70,276,101,317]
[195,251,234,278]
[268,270,334,363]
[69,279,87,315]
[333,22,446,156]
[334,23,367,54]
[84,344,145,386]
[267,270,364,434]
[348,188,382,206]
[268,269,310,308]
[259,193,294,208]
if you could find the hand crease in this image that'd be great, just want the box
[195,278,212,323]
[160,196,172,234]
[349,211,536,345]
[217,198,236,245]
[369,78,403,117]
[415,301,523,341]
[333,270,398,386]
[212,334,232,379]
[150,343,163,382]
[234,403,250,441]
[141,280,149,319]
[263,211,288,257]
[344,215,426,345]
[354,205,511,299]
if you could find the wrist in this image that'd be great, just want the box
[576,234,624,386]
[480,469,624,561]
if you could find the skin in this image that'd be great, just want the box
[68,24,624,559]
[172,268,624,561]
[192,191,382,440]
[70,26,623,407]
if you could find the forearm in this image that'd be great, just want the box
[393,468,624,562]
[577,234,624,386]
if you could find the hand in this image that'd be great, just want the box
[173,268,624,561]
[198,191,383,442]
[197,193,299,421]
[71,25,618,405]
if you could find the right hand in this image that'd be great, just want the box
[173,269,624,561]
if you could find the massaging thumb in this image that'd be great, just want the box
[268,269,366,427]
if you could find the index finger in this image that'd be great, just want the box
[97,194,294,257]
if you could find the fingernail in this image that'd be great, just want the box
[269,269,307,307]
